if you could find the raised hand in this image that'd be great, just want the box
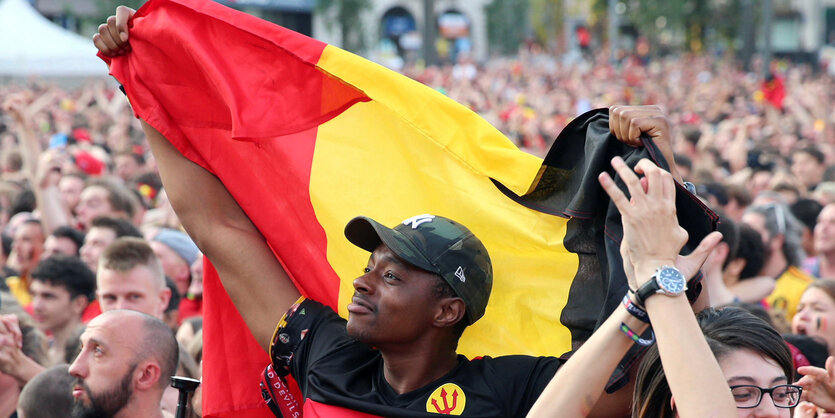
[609,105,682,183]
[93,6,136,57]
[598,157,686,288]
[797,356,835,413]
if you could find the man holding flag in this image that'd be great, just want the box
[94,2,708,416]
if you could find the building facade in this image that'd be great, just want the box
[313,0,490,63]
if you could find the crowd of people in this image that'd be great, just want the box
[0,3,835,417]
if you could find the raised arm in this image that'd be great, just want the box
[527,157,724,418]
[605,158,735,418]
[96,9,300,351]
[2,95,72,233]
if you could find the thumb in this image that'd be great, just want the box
[681,231,723,267]
[115,6,136,41]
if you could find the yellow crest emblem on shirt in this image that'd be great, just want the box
[425,383,466,415]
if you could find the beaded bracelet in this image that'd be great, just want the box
[622,294,650,323]
[620,322,655,346]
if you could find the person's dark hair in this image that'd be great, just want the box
[115,149,146,166]
[696,182,729,206]
[165,276,181,312]
[2,149,22,172]
[90,216,143,239]
[632,307,793,418]
[791,198,824,231]
[17,364,75,418]
[131,172,163,208]
[31,255,96,302]
[85,178,138,219]
[1,233,12,258]
[715,215,740,270]
[10,187,35,216]
[133,171,162,192]
[783,334,829,370]
[681,126,701,146]
[724,184,752,208]
[674,154,692,172]
[16,314,48,367]
[793,145,825,165]
[736,224,767,279]
[64,325,84,364]
[772,183,800,202]
[139,314,179,389]
[50,226,86,256]
[730,302,775,328]
[824,166,835,183]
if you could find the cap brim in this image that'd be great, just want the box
[344,216,437,273]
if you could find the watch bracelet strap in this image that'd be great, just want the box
[633,279,657,307]
[620,323,655,346]
[622,294,650,323]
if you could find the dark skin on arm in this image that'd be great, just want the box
[141,121,299,351]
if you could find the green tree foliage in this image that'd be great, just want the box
[316,0,372,53]
[93,0,146,24]
[485,0,529,55]
[619,0,749,53]
[529,0,564,48]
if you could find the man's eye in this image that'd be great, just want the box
[384,272,399,281]
[363,267,371,273]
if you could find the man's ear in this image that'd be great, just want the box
[158,286,172,319]
[724,257,746,278]
[434,298,466,329]
[772,233,786,252]
[134,360,162,390]
[70,295,89,317]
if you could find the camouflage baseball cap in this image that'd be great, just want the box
[344,214,493,325]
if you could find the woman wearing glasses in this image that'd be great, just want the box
[528,157,800,417]
[632,307,798,417]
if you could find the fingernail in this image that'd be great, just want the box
[120,32,128,42]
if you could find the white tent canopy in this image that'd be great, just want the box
[0,0,108,77]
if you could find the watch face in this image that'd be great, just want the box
[657,267,686,295]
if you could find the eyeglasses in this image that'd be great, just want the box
[729,384,802,409]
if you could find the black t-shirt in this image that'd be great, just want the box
[270,298,563,417]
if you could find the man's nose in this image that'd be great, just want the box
[353,271,374,294]
[68,355,87,378]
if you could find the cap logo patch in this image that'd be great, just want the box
[402,214,435,229]
[455,266,466,282]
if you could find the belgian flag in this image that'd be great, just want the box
[101,0,715,415]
